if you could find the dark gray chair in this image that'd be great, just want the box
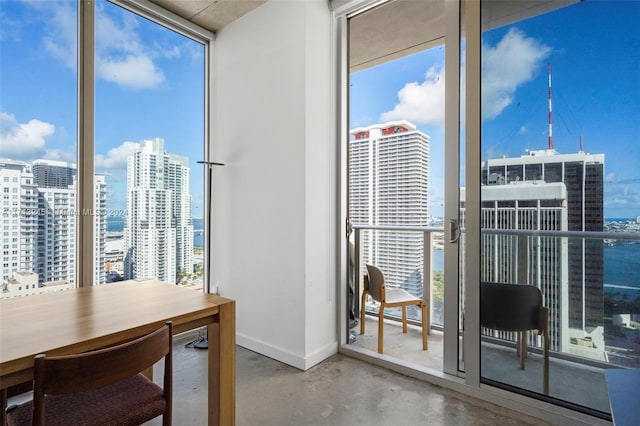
[481,282,550,394]
[6,322,173,426]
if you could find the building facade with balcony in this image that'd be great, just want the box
[0,160,38,290]
[349,120,430,297]
[1,159,107,297]
[124,138,193,284]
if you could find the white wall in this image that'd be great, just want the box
[212,0,336,370]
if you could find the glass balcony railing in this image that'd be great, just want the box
[352,224,640,370]
[352,225,445,330]
[352,223,640,415]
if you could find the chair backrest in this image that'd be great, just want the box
[365,264,385,302]
[32,321,173,421]
[480,282,543,331]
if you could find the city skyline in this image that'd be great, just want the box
[0,0,206,216]
[1,136,195,294]
[350,0,639,218]
[2,1,638,218]
[0,158,106,296]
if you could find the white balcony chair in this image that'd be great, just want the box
[360,264,428,354]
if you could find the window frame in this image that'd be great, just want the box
[77,0,214,287]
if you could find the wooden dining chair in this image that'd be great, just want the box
[6,321,173,426]
[360,264,428,354]
[1,382,33,426]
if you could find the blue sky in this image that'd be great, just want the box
[1,1,638,219]
[1,0,205,215]
[350,0,640,219]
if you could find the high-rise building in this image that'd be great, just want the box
[94,174,107,285]
[463,181,569,353]
[1,159,107,298]
[124,138,193,284]
[349,120,430,297]
[480,149,605,359]
[33,160,77,285]
[0,160,38,289]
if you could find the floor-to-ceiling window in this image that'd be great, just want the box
[0,0,211,298]
[479,0,640,418]
[1,0,79,297]
[93,0,205,288]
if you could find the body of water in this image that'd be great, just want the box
[107,217,204,247]
[107,216,640,297]
[431,243,640,299]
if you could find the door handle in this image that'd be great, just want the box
[448,219,460,243]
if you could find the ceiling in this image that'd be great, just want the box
[147,0,266,33]
[349,0,577,72]
[146,0,577,73]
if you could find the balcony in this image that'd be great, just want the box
[350,224,640,418]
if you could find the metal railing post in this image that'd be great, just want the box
[423,230,433,333]
[354,228,361,318]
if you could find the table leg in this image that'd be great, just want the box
[208,300,235,426]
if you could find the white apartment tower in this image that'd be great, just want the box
[349,121,430,297]
[124,139,193,284]
[1,159,107,297]
[1,160,38,291]
[33,160,77,285]
[94,174,107,285]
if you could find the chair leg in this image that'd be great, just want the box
[378,304,385,354]
[421,303,428,350]
[1,387,7,426]
[543,331,550,395]
[360,291,367,335]
[402,306,408,334]
[519,331,527,370]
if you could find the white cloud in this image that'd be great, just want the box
[25,1,167,90]
[93,5,165,90]
[21,0,78,70]
[0,112,54,160]
[96,55,164,89]
[95,141,140,170]
[43,148,75,163]
[381,66,445,126]
[380,28,550,126]
[482,27,551,120]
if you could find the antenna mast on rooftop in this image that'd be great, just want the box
[548,62,553,150]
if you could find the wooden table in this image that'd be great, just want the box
[0,280,235,426]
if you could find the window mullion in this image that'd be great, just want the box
[78,0,95,286]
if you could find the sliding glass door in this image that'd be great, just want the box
[479,0,640,417]
[343,0,464,376]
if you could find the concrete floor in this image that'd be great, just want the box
[146,331,550,426]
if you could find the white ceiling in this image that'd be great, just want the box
[146,0,576,73]
[147,0,266,32]
[348,0,577,72]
